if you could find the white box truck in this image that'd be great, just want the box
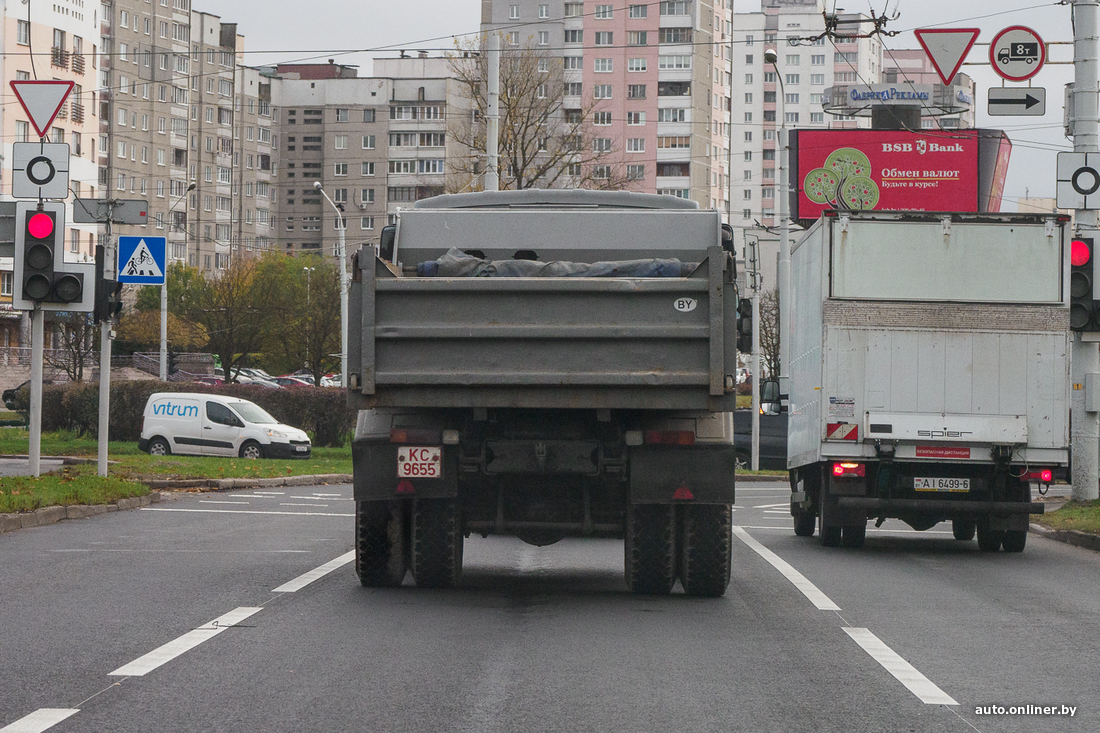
[775,211,1068,552]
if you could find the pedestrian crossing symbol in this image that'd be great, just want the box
[117,236,166,284]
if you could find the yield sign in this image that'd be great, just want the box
[10,80,75,138]
[914,28,980,86]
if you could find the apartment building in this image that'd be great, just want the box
[481,1,734,213]
[882,49,976,130]
[269,57,466,259]
[99,1,273,275]
[2,0,103,347]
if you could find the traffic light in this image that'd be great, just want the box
[168,351,180,376]
[12,202,94,313]
[736,297,753,353]
[93,245,124,325]
[1070,238,1095,331]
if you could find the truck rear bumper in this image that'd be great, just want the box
[629,444,737,504]
[836,497,1045,515]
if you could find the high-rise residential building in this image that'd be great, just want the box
[269,56,465,259]
[481,1,734,214]
[882,50,976,130]
[2,1,103,347]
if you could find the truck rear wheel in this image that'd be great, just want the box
[952,519,976,541]
[411,499,463,588]
[793,511,816,537]
[679,504,732,597]
[818,492,842,547]
[355,500,407,587]
[976,520,1003,552]
[624,504,676,595]
[1001,529,1027,553]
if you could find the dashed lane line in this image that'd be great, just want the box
[272,551,355,593]
[844,628,959,705]
[733,526,841,611]
[141,507,353,518]
[0,709,79,733]
[109,607,262,677]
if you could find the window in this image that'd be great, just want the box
[362,135,376,149]
[419,159,445,174]
[507,32,519,46]
[593,111,612,126]
[763,110,775,122]
[744,189,752,200]
[627,84,646,99]
[361,188,375,203]
[565,82,582,96]
[594,58,613,73]
[786,74,800,84]
[565,30,582,44]
[626,138,645,152]
[389,160,416,174]
[565,2,583,17]
[595,4,613,18]
[744,170,752,181]
[744,151,753,162]
[538,31,549,45]
[785,112,800,123]
[564,56,583,71]
[334,135,348,149]
[835,72,858,82]
[509,4,519,19]
[810,112,824,123]
[1,271,12,297]
[835,51,858,63]
[762,188,774,199]
[658,81,691,97]
[361,217,375,231]
[592,166,611,180]
[659,1,691,15]
[764,71,776,83]
[626,111,645,125]
[335,108,349,122]
[785,93,799,104]
[627,165,645,181]
[745,35,754,46]
[658,108,687,122]
[744,131,752,142]
[812,54,825,65]
[745,74,753,84]
[628,58,647,72]
[594,85,613,99]
[333,189,348,204]
[363,109,376,123]
[539,4,549,19]
[420,132,445,147]
[658,55,691,70]
[786,55,800,65]
[334,163,348,176]
[17,20,29,45]
[629,4,648,18]
[593,138,612,153]
[628,31,647,46]
[657,136,690,149]
[811,74,825,85]
[595,32,613,46]
[362,162,376,176]
[659,189,690,199]
[659,28,692,44]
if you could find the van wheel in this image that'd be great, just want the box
[239,441,264,459]
[148,437,170,456]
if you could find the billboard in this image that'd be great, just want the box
[790,129,1010,225]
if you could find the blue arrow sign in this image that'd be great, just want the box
[117,236,166,284]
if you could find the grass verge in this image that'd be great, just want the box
[1032,500,1100,534]
[1,474,148,514]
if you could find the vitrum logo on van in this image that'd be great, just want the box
[152,401,198,417]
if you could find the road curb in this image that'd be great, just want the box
[737,473,788,483]
[143,473,352,490]
[1029,522,1100,552]
[0,492,162,535]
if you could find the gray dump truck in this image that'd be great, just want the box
[346,190,742,595]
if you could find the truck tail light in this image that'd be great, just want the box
[644,430,696,445]
[390,428,441,444]
[1022,469,1053,483]
[832,461,865,478]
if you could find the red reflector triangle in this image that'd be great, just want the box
[672,486,694,500]
[396,479,416,494]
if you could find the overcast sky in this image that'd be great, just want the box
[209,0,1078,207]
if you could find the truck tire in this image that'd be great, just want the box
[976,520,1003,552]
[355,500,407,587]
[952,519,976,541]
[842,522,866,548]
[1001,529,1027,553]
[818,490,842,547]
[793,511,816,537]
[679,504,732,597]
[411,499,463,588]
[624,503,676,595]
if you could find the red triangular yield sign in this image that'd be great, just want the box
[10,80,75,138]
[914,28,980,86]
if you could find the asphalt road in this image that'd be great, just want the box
[1,481,1097,732]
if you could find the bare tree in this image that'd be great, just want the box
[45,313,97,382]
[758,289,780,380]
[448,37,634,192]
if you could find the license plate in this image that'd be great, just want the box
[295,445,308,452]
[397,446,442,478]
[914,477,970,492]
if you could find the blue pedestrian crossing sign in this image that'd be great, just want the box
[117,236,166,284]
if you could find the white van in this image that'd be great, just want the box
[139,393,311,459]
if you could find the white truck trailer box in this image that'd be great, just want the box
[782,211,1070,553]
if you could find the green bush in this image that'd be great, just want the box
[20,381,355,447]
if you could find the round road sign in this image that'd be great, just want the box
[989,25,1045,82]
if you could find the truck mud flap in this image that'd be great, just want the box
[352,441,458,500]
[836,497,1045,515]
[630,445,736,504]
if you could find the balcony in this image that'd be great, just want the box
[72,55,86,75]
[71,104,85,125]
[51,47,69,69]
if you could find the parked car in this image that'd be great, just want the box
[733,409,788,471]
[235,375,282,389]
[272,376,312,387]
[193,376,224,385]
[139,393,311,459]
[3,380,52,411]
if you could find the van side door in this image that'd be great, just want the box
[202,400,243,456]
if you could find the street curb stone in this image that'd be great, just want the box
[0,491,161,536]
[1030,522,1100,552]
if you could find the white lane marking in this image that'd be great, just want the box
[732,525,953,535]
[764,510,790,514]
[289,495,353,501]
[227,494,272,498]
[732,527,840,611]
[753,503,791,509]
[199,500,251,505]
[0,709,79,733]
[252,491,285,495]
[109,607,261,677]
[843,628,958,705]
[280,503,328,507]
[272,551,355,593]
[311,493,343,497]
[141,507,353,518]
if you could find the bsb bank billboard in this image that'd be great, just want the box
[789,129,1012,227]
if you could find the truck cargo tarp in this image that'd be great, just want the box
[417,247,693,278]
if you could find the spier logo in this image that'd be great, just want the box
[917,139,927,155]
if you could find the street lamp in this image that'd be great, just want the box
[302,266,315,306]
[161,181,197,380]
[765,48,791,400]
[314,181,348,389]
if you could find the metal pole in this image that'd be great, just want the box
[97,220,114,476]
[750,241,761,472]
[1072,0,1100,502]
[159,283,167,381]
[769,54,791,396]
[486,32,500,192]
[29,308,43,477]
[338,218,348,389]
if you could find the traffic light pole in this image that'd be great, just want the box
[1072,0,1100,502]
[28,308,44,477]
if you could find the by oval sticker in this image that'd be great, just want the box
[674,297,697,312]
